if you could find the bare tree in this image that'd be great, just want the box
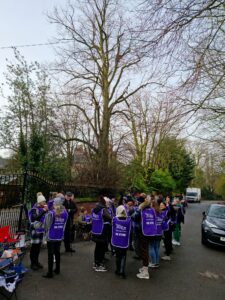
[49,0,156,183]
[137,0,225,122]
[120,91,186,176]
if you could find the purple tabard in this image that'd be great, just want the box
[156,212,164,236]
[91,209,104,235]
[48,209,68,240]
[111,217,131,248]
[141,208,157,236]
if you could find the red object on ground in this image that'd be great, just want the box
[0,226,19,243]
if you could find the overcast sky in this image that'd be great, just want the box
[0,0,67,157]
[0,0,66,101]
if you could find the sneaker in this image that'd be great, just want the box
[139,266,144,273]
[172,240,180,246]
[95,265,108,272]
[148,263,159,268]
[136,272,149,279]
[161,256,171,261]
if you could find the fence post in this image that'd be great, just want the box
[21,169,28,204]
[18,169,28,231]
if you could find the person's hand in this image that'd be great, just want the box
[43,205,48,212]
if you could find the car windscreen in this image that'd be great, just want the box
[186,192,197,197]
[208,206,225,219]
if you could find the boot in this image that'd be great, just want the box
[136,266,149,279]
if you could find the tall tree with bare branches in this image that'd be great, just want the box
[49,0,156,184]
[138,0,225,120]
[122,92,186,174]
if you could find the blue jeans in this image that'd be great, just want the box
[149,237,161,264]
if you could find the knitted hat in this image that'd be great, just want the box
[116,205,126,218]
[37,195,46,204]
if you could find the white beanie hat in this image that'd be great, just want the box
[37,195,46,204]
[116,205,126,218]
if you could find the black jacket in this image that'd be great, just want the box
[92,203,112,243]
[63,199,78,219]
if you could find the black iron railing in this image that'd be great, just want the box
[0,168,121,231]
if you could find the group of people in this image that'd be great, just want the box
[28,190,186,280]
[28,191,77,278]
[91,193,186,279]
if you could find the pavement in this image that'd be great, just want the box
[14,202,225,300]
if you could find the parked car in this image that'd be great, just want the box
[201,203,225,247]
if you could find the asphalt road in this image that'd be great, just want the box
[16,201,225,300]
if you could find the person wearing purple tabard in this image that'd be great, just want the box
[111,205,131,279]
[148,200,164,269]
[42,197,68,278]
[132,195,157,280]
[91,196,112,272]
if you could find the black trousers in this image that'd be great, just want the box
[164,229,173,256]
[30,243,42,266]
[64,220,73,251]
[133,229,141,257]
[115,247,127,275]
[94,241,107,266]
[47,241,61,274]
